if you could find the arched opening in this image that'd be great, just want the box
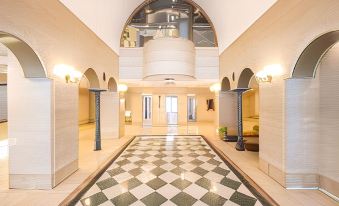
[286,32,339,195]
[121,0,218,48]
[0,32,49,189]
[78,68,100,125]
[292,30,339,78]
[237,68,254,89]
[221,77,231,92]
[107,77,117,92]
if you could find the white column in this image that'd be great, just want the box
[101,92,120,139]
[7,53,54,189]
[218,92,238,135]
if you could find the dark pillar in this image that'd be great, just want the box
[89,89,106,151]
[233,88,249,151]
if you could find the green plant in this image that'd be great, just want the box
[253,125,259,132]
[218,126,227,135]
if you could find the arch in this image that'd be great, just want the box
[81,68,100,89]
[237,68,254,89]
[221,77,231,91]
[120,0,218,47]
[107,77,118,92]
[0,31,46,78]
[292,30,339,78]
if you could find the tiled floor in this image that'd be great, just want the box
[77,135,264,206]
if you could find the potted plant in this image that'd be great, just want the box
[253,125,259,136]
[218,126,227,140]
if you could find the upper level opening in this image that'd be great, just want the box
[121,0,217,48]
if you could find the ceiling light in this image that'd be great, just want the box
[209,83,221,92]
[118,84,128,92]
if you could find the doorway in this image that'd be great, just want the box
[166,96,178,125]
[142,95,152,126]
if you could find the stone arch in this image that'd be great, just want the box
[237,68,254,89]
[0,31,46,78]
[107,77,117,92]
[292,30,339,78]
[221,77,231,91]
[81,68,100,89]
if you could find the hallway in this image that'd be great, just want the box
[77,135,264,206]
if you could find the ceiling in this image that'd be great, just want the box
[59,0,277,55]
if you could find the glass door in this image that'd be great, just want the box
[142,95,152,126]
[166,96,178,125]
[187,96,197,122]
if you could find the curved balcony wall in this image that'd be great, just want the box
[143,38,195,80]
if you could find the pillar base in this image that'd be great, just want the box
[235,140,245,151]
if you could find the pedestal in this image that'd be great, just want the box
[89,88,106,151]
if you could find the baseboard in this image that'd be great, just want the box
[9,174,53,189]
[54,159,78,186]
[259,158,286,187]
[285,173,319,188]
[320,175,339,198]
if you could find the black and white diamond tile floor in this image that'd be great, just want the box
[76,136,264,206]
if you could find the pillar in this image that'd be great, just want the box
[89,89,106,151]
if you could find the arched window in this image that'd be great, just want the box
[121,0,217,48]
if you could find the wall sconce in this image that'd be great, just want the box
[255,64,283,83]
[118,84,128,93]
[209,83,221,93]
[53,64,82,83]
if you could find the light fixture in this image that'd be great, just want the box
[118,84,128,92]
[255,64,283,83]
[165,78,175,84]
[53,64,82,83]
[209,83,221,92]
[144,0,153,14]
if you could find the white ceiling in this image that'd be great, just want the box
[59,0,276,55]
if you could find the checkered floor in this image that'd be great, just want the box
[76,136,264,206]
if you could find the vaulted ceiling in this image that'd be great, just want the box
[59,0,276,54]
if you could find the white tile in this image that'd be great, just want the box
[204,171,224,182]
[102,184,126,199]
[161,200,177,206]
[129,184,154,199]
[82,184,101,197]
[160,163,176,171]
[141,163,157,172]
[121,163,138,171]
[212,183,235,200]
[159,172,179,183]
[98,201,114,206]
[180,163,196,171]
[113,172,133,183]
[223,200,240,206]
[237,184,255,198]
[183,172,201,183]
[183,184,208,199]
[200,162,217,171]
[156,183,181,199]
[137,172,156,183]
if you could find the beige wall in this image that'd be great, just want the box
[0,0,119,188]
[125,87,215,125]
[219,0,339,188]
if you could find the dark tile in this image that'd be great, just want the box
[195,178,212,190]
[191,167,209,176]
[80,192,108,206]
[146,178,167,190]
[135,159,148,166]
[154,153,167,158]
[107,167,125,177]
[141,192,167,206]
[111,192,138,206]
[170,167,186,175]
[153,159,167,166]
[171,192,197,206]
[170,179,192,190]
[96,178,118,190]
[200,192,227,206]
[129,167,143,176]
[139,153,151,159]
[124,177,143,190]
[229,191,257,206]
[220,177,242,190]
[116,159,131,166]
[207,159,221,166]
[171,159,185,166]
[212,167,230,176]
[190,159,204,166]
[151,167,166,176]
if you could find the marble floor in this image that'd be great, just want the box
[0,122,337,206]
[77,135,264,206]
